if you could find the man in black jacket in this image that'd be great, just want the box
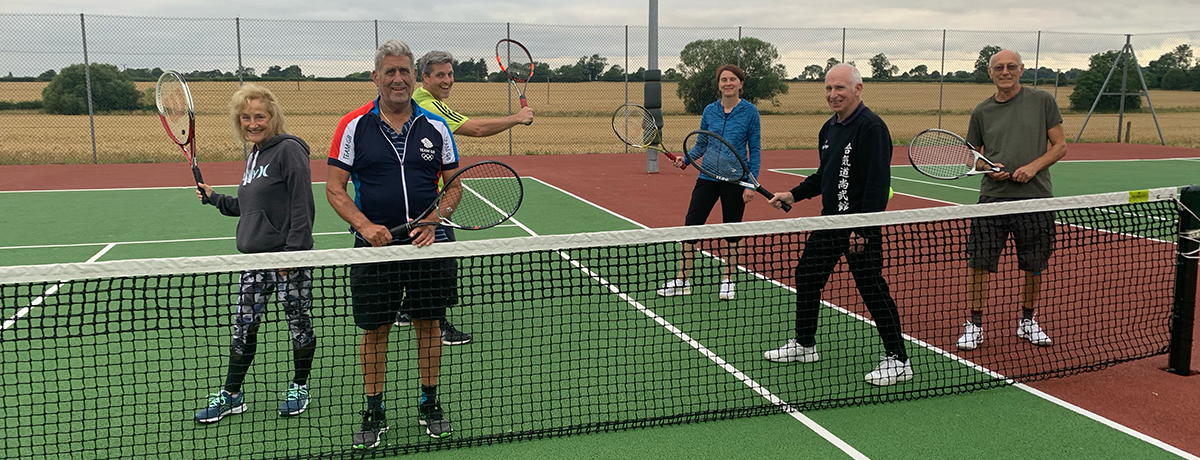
[763,64,911,387]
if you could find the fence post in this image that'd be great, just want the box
[841,27,846,63]
[1169,185,1200,375]
[737,26,742,67]
[625,24,629,154]
[237,17,248,159]
[506,22,512,156]
[1033,31,1041,89]
[938,29,946,129]
[81,13,98,164]
[374,20,378,48]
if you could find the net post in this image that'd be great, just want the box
[1168,185,1200,375]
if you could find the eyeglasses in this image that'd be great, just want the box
[991,63,1021,73]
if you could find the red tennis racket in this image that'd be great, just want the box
[156,70,207,203]
[495,39,533,124]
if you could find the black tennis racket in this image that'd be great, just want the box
[908,128,1008,180]
[683,129,789,212]
[611,103,686,170]
[388,161,524,238]
[495,39,533,125]
[156,70,207,203]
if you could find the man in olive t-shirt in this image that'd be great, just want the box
[955,49,1067,352]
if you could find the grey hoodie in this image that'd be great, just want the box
[206,134,315,254]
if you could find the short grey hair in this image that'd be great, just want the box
[829,63,862,86]
[375,39,415,72]
[988,49,1024,68]
[420,50,455,76]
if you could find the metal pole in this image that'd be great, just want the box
[647,0,660,173]
[1033,31,1040,89]
[938,29,945,129]
[625,24,629,154]
[237,18,248,159]
[1168,185,1200,375]
[737,26,742,68]
[236,18,244,86]
[841,27,846,63]
[1117,36,1131,142]
[374,20,378,49]
[81,13,97,164]
[507,22,512,155]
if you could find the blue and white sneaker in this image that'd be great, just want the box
[279,383,310,416]
[195,390,246,423]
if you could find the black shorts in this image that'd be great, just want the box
[684,179,746,243]
[349,238,457,330]
[967,196,1056,274]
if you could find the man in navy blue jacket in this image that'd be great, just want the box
[327,39,458,447]
[763,64,911,387]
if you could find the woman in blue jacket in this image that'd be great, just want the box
[658,64,762,301]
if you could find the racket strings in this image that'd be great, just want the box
[498,46,533,81]
[613,106,657,147]
[686,133,744,181]
[441,165,522,228]
[910,132,974,178]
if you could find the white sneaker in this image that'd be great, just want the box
[763,339,819,363]
[1017,318,1053,346]
[655,279,691,297]
[865,356,913,386]
[956,322,983,350]
[718,279,735,300]
[394,313,412,327]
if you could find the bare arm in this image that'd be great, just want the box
[454,107,534,137]
[326,167,391,247]
[1011,123,1067,183]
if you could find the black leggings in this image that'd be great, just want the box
[793,228,907,361]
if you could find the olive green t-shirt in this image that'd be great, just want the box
[966,86,1063,198]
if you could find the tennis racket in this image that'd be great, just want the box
[495,38,533,124]
[388,161,524,238]
[611,103,686,170]
[683,129,790,212]
[155,70,207,204]
[908,128,1008,180]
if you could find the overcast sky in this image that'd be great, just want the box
[3,0,1199,33]
[2,1,1198,78]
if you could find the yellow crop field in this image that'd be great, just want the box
[1,80,1197,164]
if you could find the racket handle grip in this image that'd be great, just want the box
[387,223,414,240]
[192,166,209,204]
[662,152,687,170]
[779,202,792,213]
[518,95,532,125]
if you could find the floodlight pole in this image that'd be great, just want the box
[645,0,662,173]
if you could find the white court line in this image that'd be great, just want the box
[538,176,865,458]
[2,243,115,331]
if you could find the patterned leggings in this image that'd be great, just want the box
[224,268,316,393]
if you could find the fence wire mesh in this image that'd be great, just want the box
[0,14,1197,164]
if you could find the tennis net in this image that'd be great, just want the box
[0,187,1194,459]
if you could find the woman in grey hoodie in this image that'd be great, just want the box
[192,83,317,423]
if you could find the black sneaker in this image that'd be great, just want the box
[418,401,453,438]
[441,320,473,345]
[394,313,412,327]
[352,410,388,449]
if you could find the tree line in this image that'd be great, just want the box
[3,39,1197,115]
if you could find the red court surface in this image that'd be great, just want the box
[1,143,1198,455]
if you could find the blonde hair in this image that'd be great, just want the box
[228,83,288,144]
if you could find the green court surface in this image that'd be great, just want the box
[1,169,1196,459]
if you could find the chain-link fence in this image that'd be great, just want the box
[1,14,1197,164]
